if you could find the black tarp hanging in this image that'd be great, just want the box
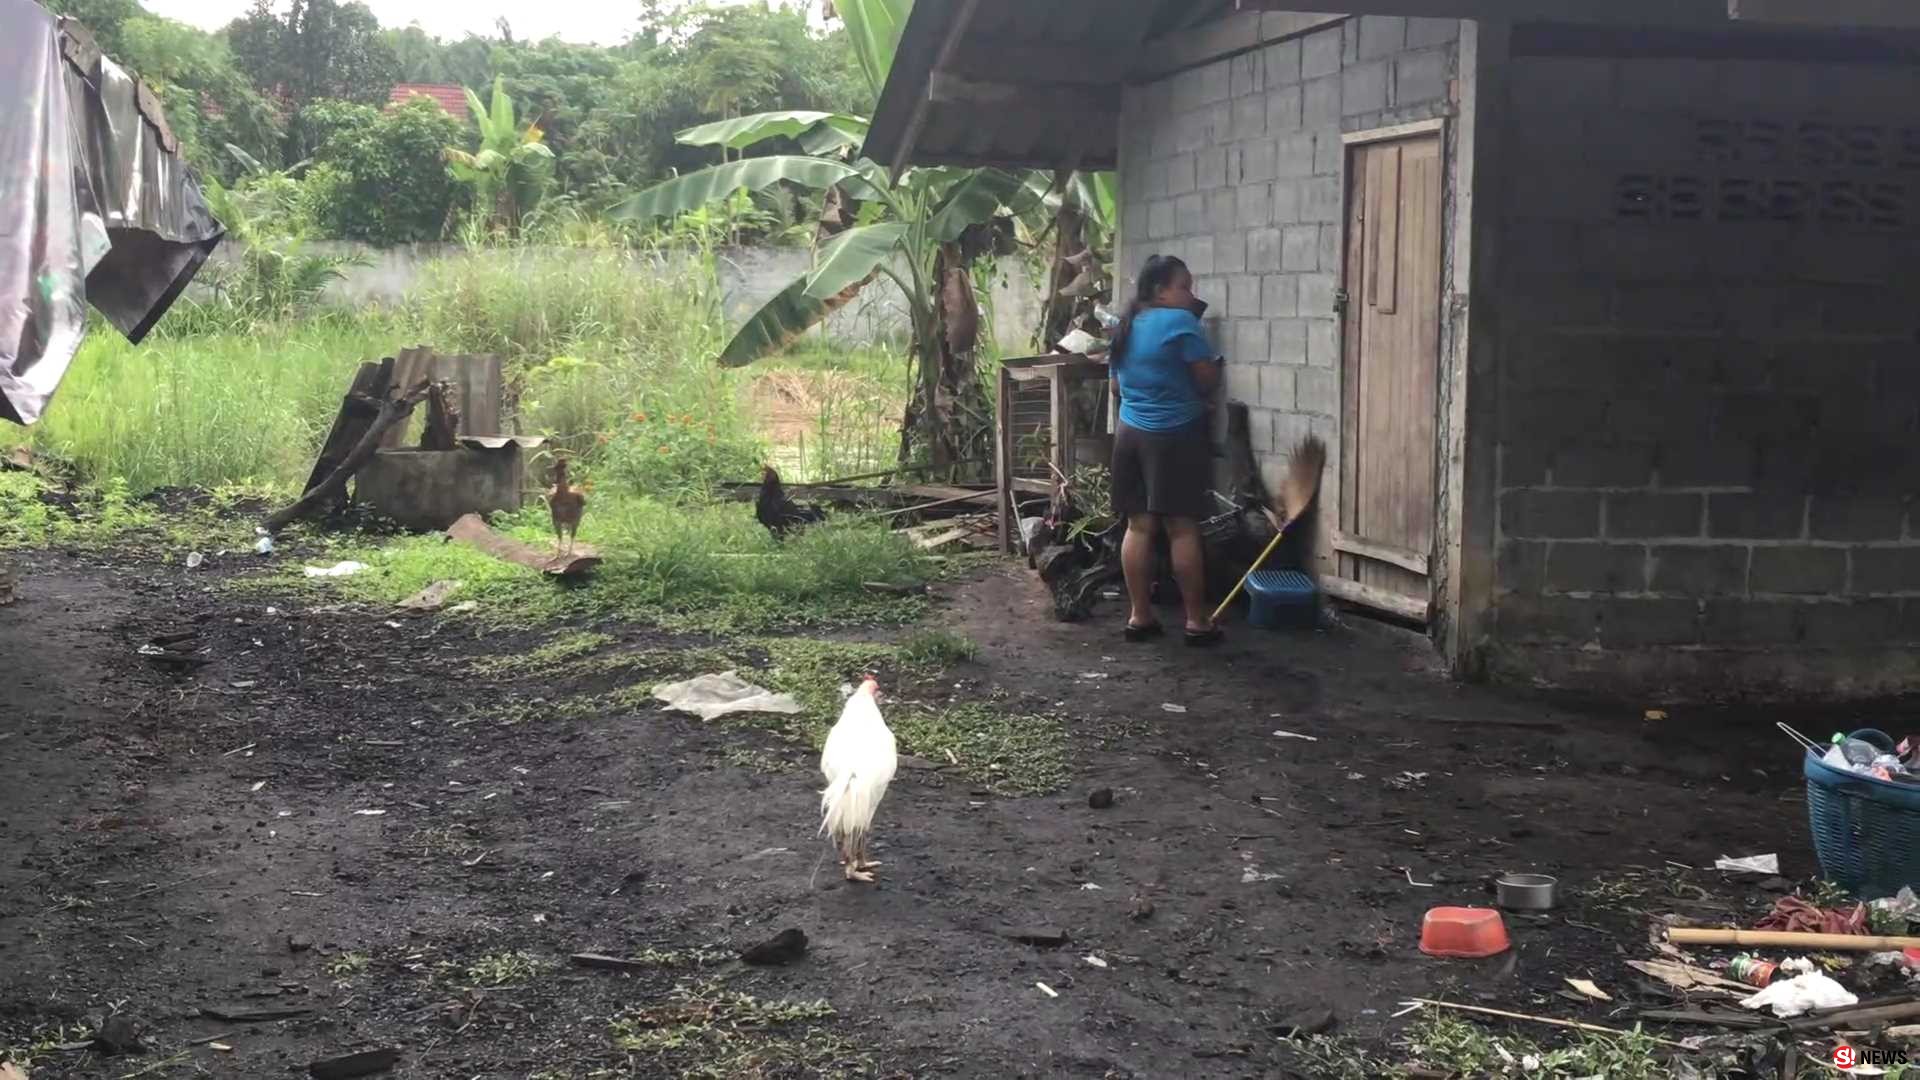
[1,0,224,425]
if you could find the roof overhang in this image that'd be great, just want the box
[864,0,1920,174]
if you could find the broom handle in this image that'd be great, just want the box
[1210,521,1291,624]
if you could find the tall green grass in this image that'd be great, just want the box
[7,315,406,493]
[2,242,918,497]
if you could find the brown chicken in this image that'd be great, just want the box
[547,457,585,556]
[756,465,825,540]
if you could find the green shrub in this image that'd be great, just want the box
[599,408,764,503]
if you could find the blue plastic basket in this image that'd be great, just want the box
[1803,728,1920,897]
[1245,569,1318,630]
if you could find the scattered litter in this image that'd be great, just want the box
[186,551,205,569]
[1873,886,1920,922]
[1078,672,1107,680]
[303,561,368,578]
[1645,709,1668,721]
[1715,853,1780,874]
[1271,729,1319,742]
[1564,978,1612,1002]
[1160,703,1187,714]
[398,580,462,612]
[1035,982,1058,998]
[383,620,402,629]
[1083,955,1108,969]
[252,535,274,556]
[222,743,256,757]
[652,672,803,721]
[1740,971,1857,1017]
[1242,867,1283,883]
[1345,772,1366,781]
[1080,882,1102,891]
[447,601,479,615]
[1758,895,1868,936]
[250,780,267,792]
[352,809,387,817]
[209,1042,233,1052]
[1401,867,1434,888]
[1386,771,1429,790]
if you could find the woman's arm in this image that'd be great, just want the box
[1189,358,1221,395]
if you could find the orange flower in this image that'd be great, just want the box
[658,445,672,455]
[630,410,648,423]
[595,432,611,444]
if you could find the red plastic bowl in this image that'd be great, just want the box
[1419,906,1511,958]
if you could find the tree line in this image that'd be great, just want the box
[43,0,874,246]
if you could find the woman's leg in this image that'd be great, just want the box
[1163,516,1214,632]
[1121,513,1161,629]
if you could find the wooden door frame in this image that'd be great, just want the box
[1328,118,1448,625]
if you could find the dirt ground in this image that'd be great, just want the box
[0,536,1881,1078]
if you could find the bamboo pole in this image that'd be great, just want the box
[1404,1000,1691,1048]
[1668,928,1920,951]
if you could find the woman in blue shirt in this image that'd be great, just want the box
[1107,254,1223,646]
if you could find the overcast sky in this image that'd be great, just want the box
[140,0,810,48]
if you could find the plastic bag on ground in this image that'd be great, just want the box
[652,671,803,721]
[303,561,367,578]
[1739,971,1858,1017]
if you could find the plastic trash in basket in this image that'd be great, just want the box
[1801,728,1920,898]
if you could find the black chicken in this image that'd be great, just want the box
[756,465,826,539]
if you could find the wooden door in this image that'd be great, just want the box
[1336,133,1443,622]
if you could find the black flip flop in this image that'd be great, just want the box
[1123,622,1165,643]
[1184,626,1225,648]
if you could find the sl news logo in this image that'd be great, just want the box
[1833,1044,1911,1070]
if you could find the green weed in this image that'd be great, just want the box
[471,631,616,677]
[467,950,550,986]
[609,979,859,1079]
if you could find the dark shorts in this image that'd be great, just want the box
[1111,418,1212,520]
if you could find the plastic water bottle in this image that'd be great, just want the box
[1835,734,1881,767]
[1093,305,1120,331]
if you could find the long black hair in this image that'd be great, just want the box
[1108,254,1188,366]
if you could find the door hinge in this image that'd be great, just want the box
[1333,287,1350,315]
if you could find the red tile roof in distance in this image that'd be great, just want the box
[387,83,470,119]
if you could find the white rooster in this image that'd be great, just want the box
[819,676,896,883]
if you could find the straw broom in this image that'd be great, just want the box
[1211,435,1327,625]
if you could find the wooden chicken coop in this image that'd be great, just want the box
[993,355,1111,553]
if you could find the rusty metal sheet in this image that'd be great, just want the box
[1,4,223,424]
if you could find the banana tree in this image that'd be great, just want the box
[613,0,1113,473]
[444,76,556,234]
[613,111,1044,471]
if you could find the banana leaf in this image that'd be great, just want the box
[678,111,870,152]
[610,157,871,221]
[720,271,878,367]
[803,223,907,300]
[834,0,912,100]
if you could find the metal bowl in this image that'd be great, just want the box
[1496,873,1559,911]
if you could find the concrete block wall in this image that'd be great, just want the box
[1488,48,1920,700]
[1118,17,1460,524]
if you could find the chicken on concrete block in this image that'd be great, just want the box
[819,677,896,883]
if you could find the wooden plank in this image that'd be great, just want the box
[303,358,393,503]
[1233,0,1726,23]
[892,0,985,177]
[1731,0,1920,27]
[929,72,1115,116]
[446,513,600,577]
[1377,145,1402,315]
[996,367,1013,553]
[1343,118,1448,145]
[1333,531,1431,575]
[1321,575,1431,623]
[1133,13,1348,81]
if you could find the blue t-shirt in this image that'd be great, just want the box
[1113,307,1217,432]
